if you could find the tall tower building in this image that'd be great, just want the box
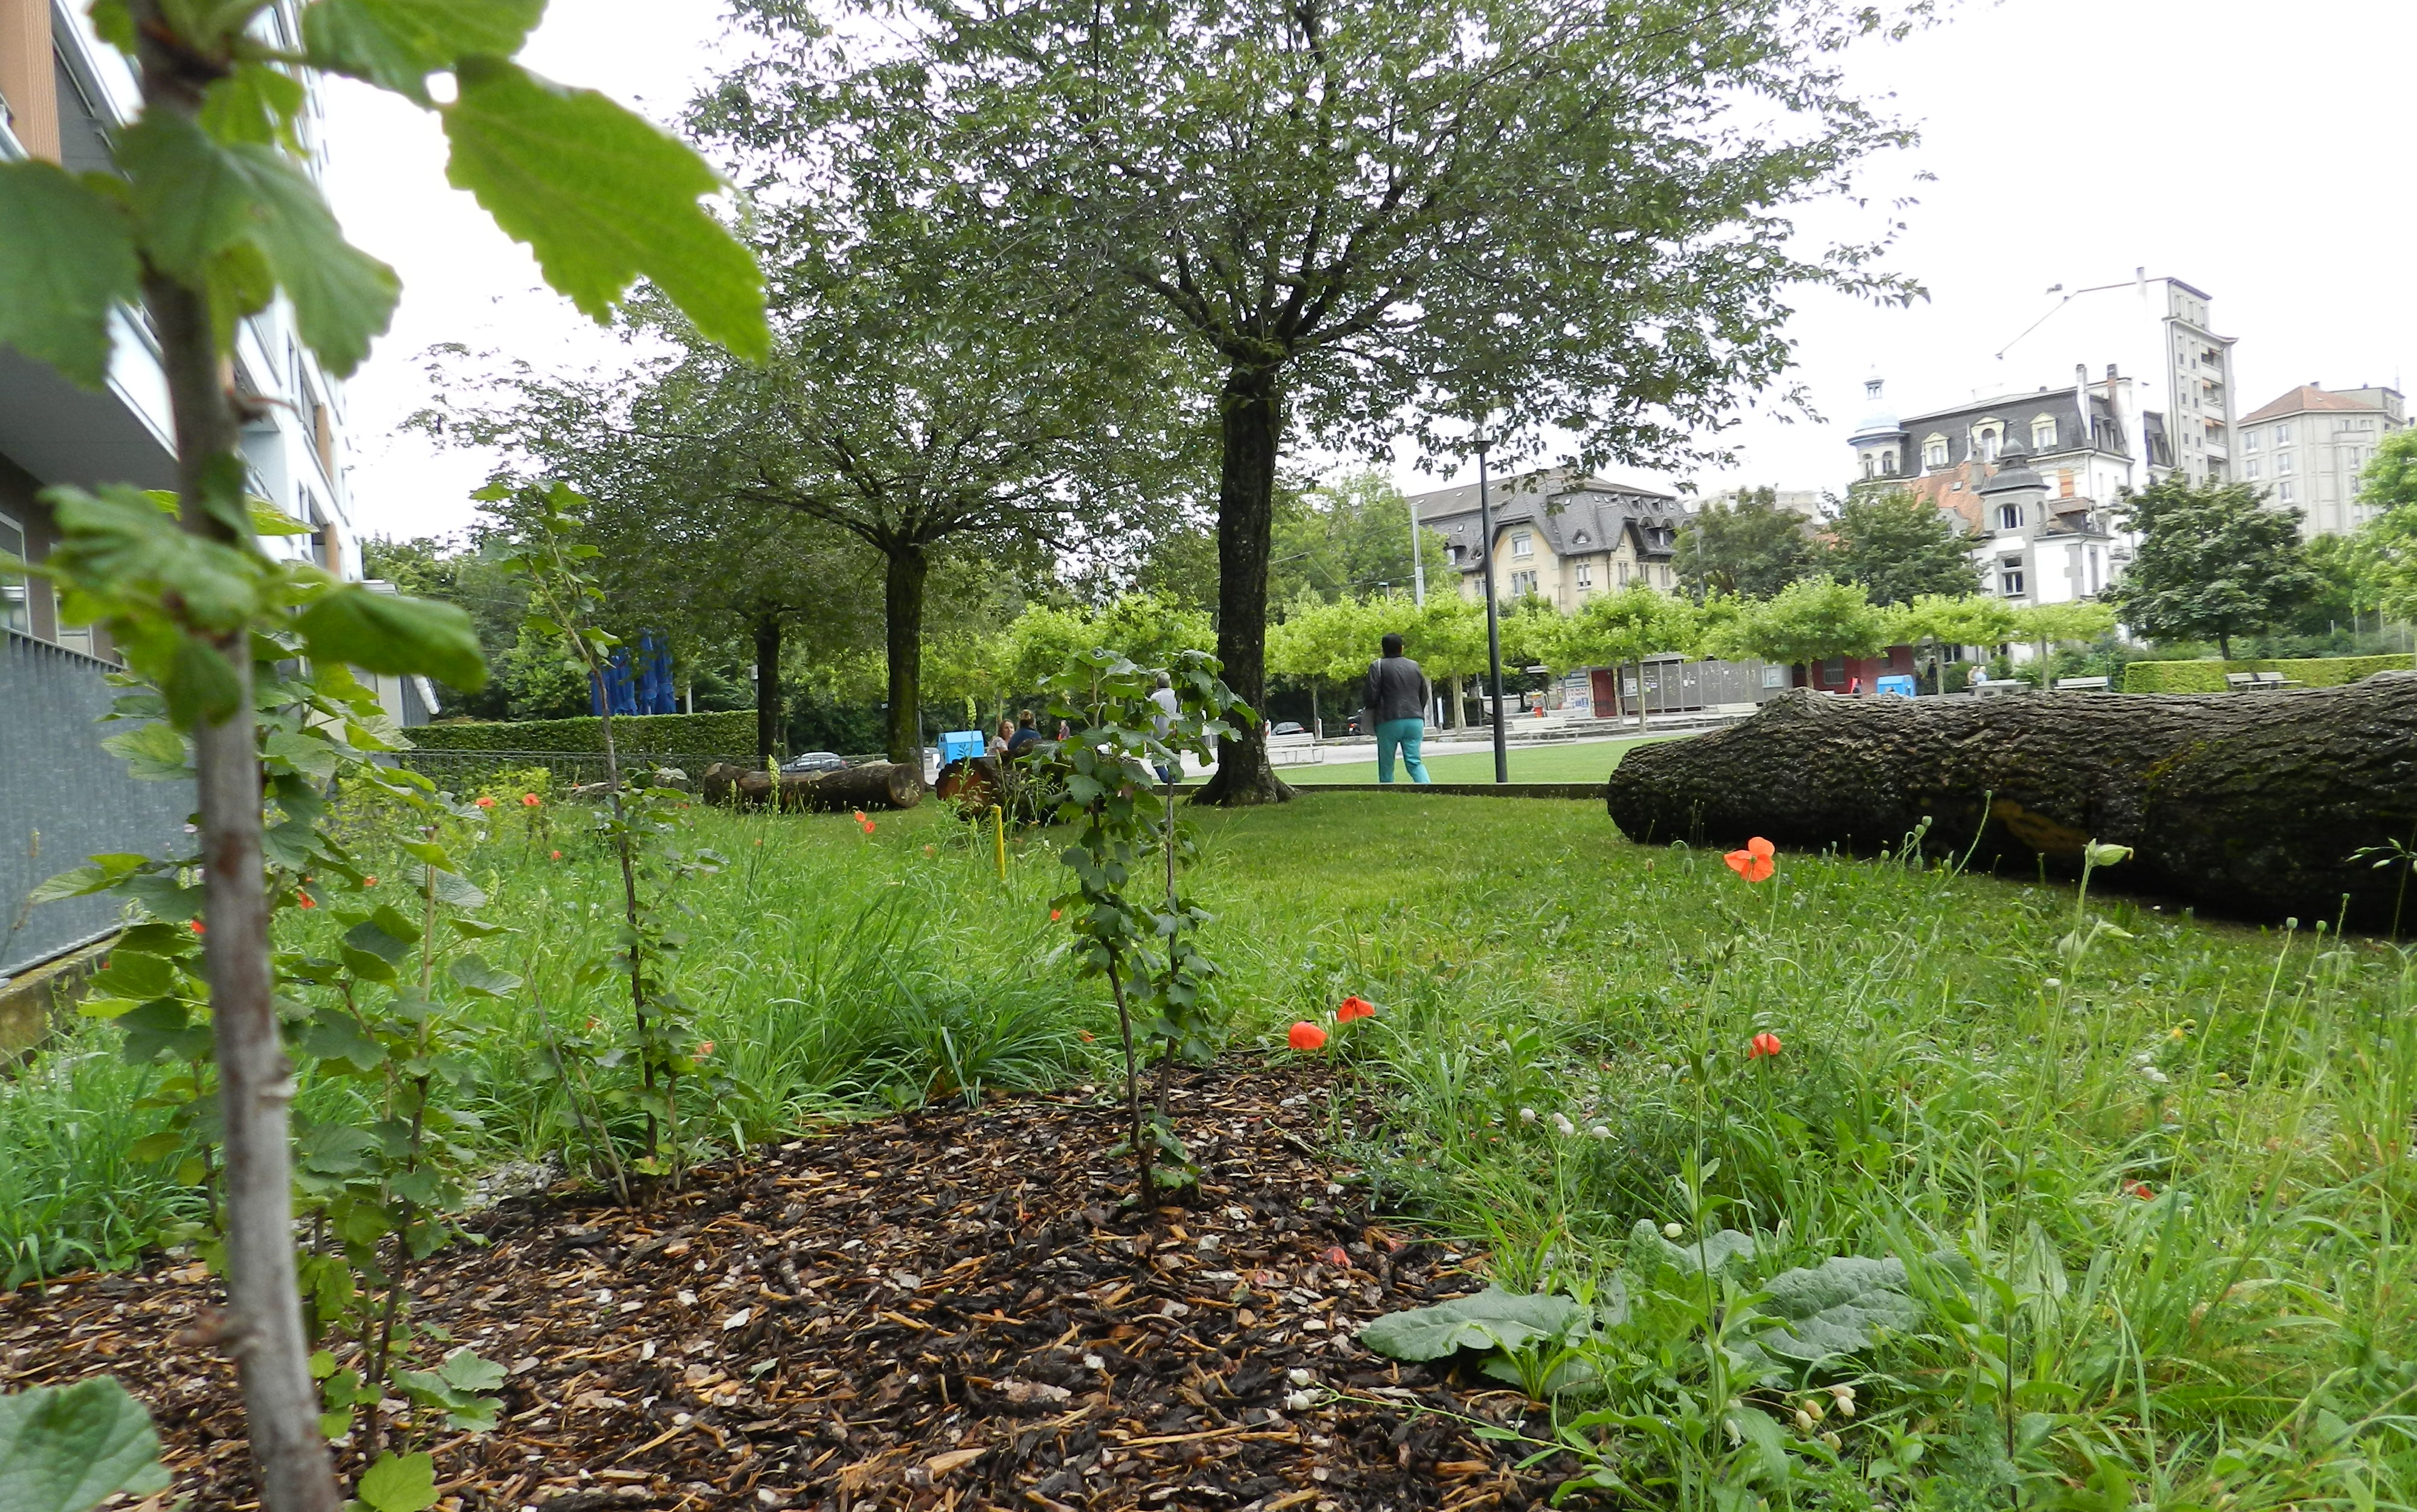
[2157,280,2237,487]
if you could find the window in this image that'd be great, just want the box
[2244,429,2260,452]
[1997,503,2022,531]
[2275,422,2293,445]
[2245,457,2260,479]
[1924,435,1949,468]
[1574,562,1593,588]
[1616,561,1630,586]
[2276,452,2294,476]
[1975,426,2002,462]
[1510,530,1533,558]
[2031,416,2058,451]
[2278,481,2295,503]
[0,511,27,635]
[1999,556,2025,596]
[1761,665,1787,689]
[1509,570,1538,596]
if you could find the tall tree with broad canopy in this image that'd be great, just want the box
[1709,574,1892,679]
[2108,478,2320,659]
[419,347,886,764]
[1674,487,1821,600]
[1557,585,1705,729]
[1826,489,1980,604]
[729,0,1928,801]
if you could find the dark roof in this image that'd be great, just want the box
[1409,468,1685,568]
[1892,387,2129,468]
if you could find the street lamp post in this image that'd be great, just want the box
[1407,492,1426,606]
[1474,437,1508,785]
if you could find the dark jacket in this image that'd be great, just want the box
[1364,656,1431,725]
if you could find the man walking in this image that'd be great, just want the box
[1364,632,1432,785]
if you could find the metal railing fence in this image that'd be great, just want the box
[2,631,194,979]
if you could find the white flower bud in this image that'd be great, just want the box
[1287,1368,1314,1386]
[1590,1125,1611,1139]
[1285,1389,1318,1412]
[1662,1222,1684,1240]
[1552,1113,1576,1137]
[1518,1107,1538,1124]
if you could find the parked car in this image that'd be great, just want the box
[780,751,846,774]
[1270,721,1308,738]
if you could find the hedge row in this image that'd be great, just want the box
[404,711,755,756]
[2120,653,2412,694]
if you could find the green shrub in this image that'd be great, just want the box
[2121,652,2411,693]
[399,712,755,786]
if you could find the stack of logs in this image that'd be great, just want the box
[699,761,925,812]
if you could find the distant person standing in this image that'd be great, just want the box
[1364,632,1432,785]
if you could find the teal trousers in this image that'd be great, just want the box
[1375,718,1431,783]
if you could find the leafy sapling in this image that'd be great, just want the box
[0,1,765,1504]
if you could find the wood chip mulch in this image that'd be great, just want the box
[4,1064,1566,1511]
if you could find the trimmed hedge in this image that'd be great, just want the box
[2122,654,2412,694]
[405,711,755,756]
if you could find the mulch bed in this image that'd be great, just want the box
[4,1064,1564,1511]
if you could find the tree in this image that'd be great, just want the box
[1674,489,1819,600]
[1826,489,1980,605]
[1003,594,1216,695]
[2108,478,2320,659]
[2008,601,2117,680]
[1557,585,1704,729]
[1267,595,1384,730]
[1271,472,1449,605]
[1711,576,1891,676]
[1891,593,2017,690]
[755,0,1925,803]
[1405,596,1491,729]
[2354,428,2417,623]
[0,5,764,1510]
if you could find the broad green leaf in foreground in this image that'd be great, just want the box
[0,1377,172,1512]
[1752,1255,1924,1365]
[441,57,768,361]
[0,162,141,388]
[1630,1218,1761,1275]
[1357,1285,1590,1363]
[304,0,547,103]
[295,584,489,690]
[355,1450,438,1512]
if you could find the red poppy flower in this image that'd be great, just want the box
[1336,996,1376,1023]
[2129,1182,2154,1200]
[853,809,868,823]
[474,796,496,809]
[295,892,315,909]
[1050,909,1062,922]
[1288,1021,1328,1052]
[1747,1031,1782,1060]
[695,1040,714,1060]
[550,849,563,860]
[362,876,376,887]
[521,793,541,808]
[1079,1031,1095,1043]
[1723,836,1776,883]
[189,919,205,936]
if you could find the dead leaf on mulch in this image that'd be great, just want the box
[2,1064,1567,1510]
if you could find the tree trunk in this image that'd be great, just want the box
[1194,365,1292,806]
[714,761,926,812]
[1603,678,2417,931]
[146,275,341,1510]
[884,545,929,766]
[753,612,782,767]
[1444,675,1463,730]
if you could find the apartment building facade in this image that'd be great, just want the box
[2236,384,2407,538]
[2,0,365,978]
[1409,468,1688,610]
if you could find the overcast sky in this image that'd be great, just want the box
[323,0,2417,542]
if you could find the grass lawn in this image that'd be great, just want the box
[1279,731,1675,784]
[7,791,2412,1504]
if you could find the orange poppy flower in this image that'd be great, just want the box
[1747,1031,1783,1060]
[521,793,541,808]
[474,796,496,809]
[189,919,205,936]
[1288,1021,1328,1052]
[295,892,315,909]
[1336,996,1376,1023]
[1723,836,1776,883]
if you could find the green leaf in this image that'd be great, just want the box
[296,585,488,689]
[343,916,415,965]
[100,722,193,781]
[0,162,140,389]
[27,854,152,904]
[201,63,309,147]
[1357,1285,1587,1363]
[355,1450,438,1512]
[441,57,767,359]
[436,1348,506,1394]
[163,637,244,729]
[1752,1255,1923,1365]
[303,0,546,104]
[447,954,522,997]
[300,1015,387,1073]
[0,1377,170,1512]
[1630,1218,1760,1275]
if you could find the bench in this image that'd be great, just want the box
[1970,677,2028,696]
[2254,671,2302,689]
[2225,672,2260,690]
[2053,676,2111,692]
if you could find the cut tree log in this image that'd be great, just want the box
[701,761,925,812]
[1604,676,2417,931]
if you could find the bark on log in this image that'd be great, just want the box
[703,761,925,812]
[1604,677,2417,931]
